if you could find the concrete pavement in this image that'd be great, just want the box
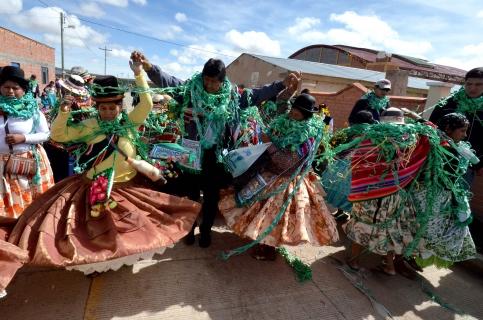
[1,222,482,320]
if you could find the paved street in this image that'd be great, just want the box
[1,222,482,320]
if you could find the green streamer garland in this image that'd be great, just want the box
[276,247,312,282]
[0,93,39,119]
[361,90,390,113]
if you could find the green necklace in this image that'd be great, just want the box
[434,87,483,114]
[267,114,323,151]
[165,72,238,150]
[362,90,389,113]
[0,92,39,119]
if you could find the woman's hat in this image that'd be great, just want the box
[91,76,124,103]
[152,94,172,104]
[380,107,405,124]
[0,66,29,91]
[292,93,319,113]
[58,75,88,96]
[70,66,94,81]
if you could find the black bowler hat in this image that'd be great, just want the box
[91,75,125,102]
[292,93,319,114]
[0,66,29,91]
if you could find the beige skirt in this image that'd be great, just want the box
[8,174,200,274]
[219,172,339,247]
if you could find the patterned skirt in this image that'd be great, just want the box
[7,174,200,274]
[344,190,416,256]
[0,239,28,298]
[411,188,476,267]
[219,172,339,247]
[0,145,54,219]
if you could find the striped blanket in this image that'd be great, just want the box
[348,136,430,202]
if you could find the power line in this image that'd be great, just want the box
[99,45,113,75]
[36,0,236,59]
[36,0,100,58]
[76,17,236,58]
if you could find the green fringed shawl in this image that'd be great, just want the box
[361,90,390,113]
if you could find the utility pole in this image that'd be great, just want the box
[99,46,112,75]
[60,12,74,78]
[60,12,64,77]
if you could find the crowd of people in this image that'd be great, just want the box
[0,52,481,298]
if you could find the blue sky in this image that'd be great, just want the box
[1,0,482,80]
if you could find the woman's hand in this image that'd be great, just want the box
[60,95,74,112]
[130,51,152,72]
[283,71,301,94]
[129,59,143,76]
[5,133,26,145]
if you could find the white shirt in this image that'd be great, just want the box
[0,110,50,154]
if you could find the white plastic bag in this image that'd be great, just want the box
[224,143,271,178]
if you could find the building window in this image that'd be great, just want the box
[321,48,338,64]
[338,52,350,65]
[41,66,49,84]
[10,62,20,68]
[305,48,321,62]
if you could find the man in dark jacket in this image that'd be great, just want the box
[130,51,299,247]
[429,67,483,184]
[348,79,391,125]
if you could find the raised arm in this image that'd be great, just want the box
[128,59,153,125]
[131,51,184,88]
[240,71,301,109]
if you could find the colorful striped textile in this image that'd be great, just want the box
[348,136,430,202]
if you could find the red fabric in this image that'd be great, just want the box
[349,136,430,201]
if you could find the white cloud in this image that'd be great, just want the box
[151,25,183,40]
[109,48,131,59]
[94,0,128,7]
[175,12,187,22]
[132,0,147,5]
[287,17,321,36]
[152,43,239,80]
[225,30,281,56]
[175,44,218,65]
[170,25,182,33]
[161,62,202,80]
[478,10,483,18]
[462,42,483,55]
[79,2,105,18]
[0,0,22,14]
[286,12,432,58]
[434,42,483,70]
[10,6,107,47]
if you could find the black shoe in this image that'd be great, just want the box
[334,211,350,222]
[199,232,211,248]
[183,229,196,246]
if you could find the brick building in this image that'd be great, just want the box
[0,27,55,91]
[310,82,427,129]
[289,44,466,83]
[227,53,431,98]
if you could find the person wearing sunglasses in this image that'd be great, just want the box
[348,79,391,125]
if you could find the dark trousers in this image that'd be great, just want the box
[158,147,232,235]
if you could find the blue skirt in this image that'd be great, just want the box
[321,159,352,211]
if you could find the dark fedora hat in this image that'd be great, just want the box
[0,66,29,91]
[91,75,124,102]
[292,93,319,114]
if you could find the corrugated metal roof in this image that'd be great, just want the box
[250,54,449,91]
[333,45,466,77]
